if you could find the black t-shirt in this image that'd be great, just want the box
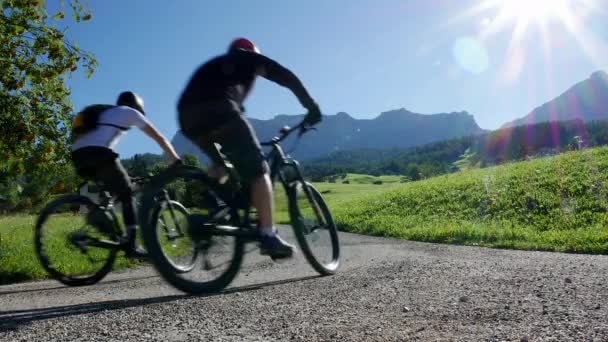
[178,50,314,112]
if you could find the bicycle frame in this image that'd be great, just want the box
[167,122,325,241]
[264,139,327,225]
[80,178,185,250]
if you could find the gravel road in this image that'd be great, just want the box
[1,230,608,341]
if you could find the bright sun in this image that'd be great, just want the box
[449,0,605,81]
[499,0,569,22]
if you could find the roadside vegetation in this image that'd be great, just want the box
[0,172,399,284]
[333,147,608,254]
[5,147,608,284]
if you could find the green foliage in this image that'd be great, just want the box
[334,147,608,254]
[179,153,204,206]
[304,119,608,182]
[0,159,80,212]
[121,153,170,177]
[304,137,473,181]
[0,0,96,210]
[183,153,201,167]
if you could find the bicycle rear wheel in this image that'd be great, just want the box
[288,181,340,275]
[35,194,119,286]
[140,166,244,294]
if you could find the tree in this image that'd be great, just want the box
[128,154,149,177]
[183,154,201,167]
[1,0,96,164]
[0,0,96,210]
[405,164,421,181]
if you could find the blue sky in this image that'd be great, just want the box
[62,0,608,157]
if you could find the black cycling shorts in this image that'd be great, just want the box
[71,146,137,226]
[71,146,133,196]
[178,99,268,183]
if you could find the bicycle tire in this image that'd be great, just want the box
[288,181,340,275]
[150,199,197,273]
[139,166,244,294]
[35,194,119,286]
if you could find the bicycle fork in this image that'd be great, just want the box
[156,190,184,241]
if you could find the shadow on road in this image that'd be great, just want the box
[0,275,320,332]
[0,275,161,297]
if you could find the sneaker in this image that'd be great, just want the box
[259,234,295,259]
[121,235,148,259]
[125,245,149,259]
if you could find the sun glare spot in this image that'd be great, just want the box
[499,0,569,22]
[445,0,603,81]
[453,37,490,74]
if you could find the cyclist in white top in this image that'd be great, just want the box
[71,91,181,258]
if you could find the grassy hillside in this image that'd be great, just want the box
[334,146,608,253]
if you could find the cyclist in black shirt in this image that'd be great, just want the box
[178,38,321,259]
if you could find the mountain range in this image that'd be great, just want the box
[172,70,608,163]
[172,109,484,162]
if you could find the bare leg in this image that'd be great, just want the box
[250,174,274,229]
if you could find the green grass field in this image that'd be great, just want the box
[0,175,396,284]
[274,174,402,223]
[0,214,148,285]
[334,147,608,254]
[4,146,608,285]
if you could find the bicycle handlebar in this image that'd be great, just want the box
[260,121,315,146]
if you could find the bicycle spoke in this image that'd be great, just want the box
[289,182,340,275]
[35,194,118,286]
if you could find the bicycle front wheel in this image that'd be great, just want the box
[140,166,244,294]
[288,181,340,275]
[35,194,119,286]
[151,199,197,273]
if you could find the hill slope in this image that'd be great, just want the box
[504,70,608,127]
[333,146,608,253]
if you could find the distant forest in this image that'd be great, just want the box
[303,119,608,181]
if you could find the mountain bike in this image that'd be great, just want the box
[139,121,340,294]
[35,176,191,286]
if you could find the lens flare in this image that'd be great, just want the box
[448,0,604,82]
[452,37,490,74]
